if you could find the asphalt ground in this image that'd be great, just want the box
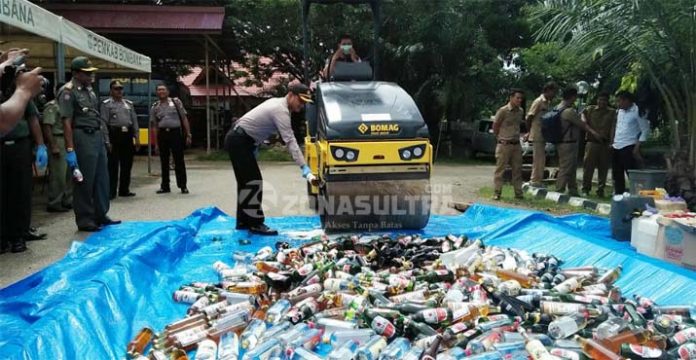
[0,155,495,287]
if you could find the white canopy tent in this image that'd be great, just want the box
[0,0,151,78]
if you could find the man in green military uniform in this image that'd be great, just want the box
[41,90,73,213]
[58,56,120,232]
[581,92,616,198]
[0,100,48,253]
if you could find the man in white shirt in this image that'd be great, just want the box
[612,91,650,194]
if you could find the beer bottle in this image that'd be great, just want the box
[371,315,398,339]
[619,344,670,360]
[355,335,388,360]
[574,335,624,360]
[666,342,696,360]
[597,265,622,285]
[550,348,589,360]
[421,334,442,360]
[217,331,239,360]
[404,318,438,337]
[195,339,217,360]
[495,269,537,288]
[415,269,454,283]
[224,281,267,295]
[668,327,696,348]
[127,327,155,357]
[240,318,267,350]
[654,305,696,320]
[600,328,652,353]
[519,328,555,360]
[625,302,648,327]
[548,312,589,339]
[169,348,189,360]
[327,339,359,360]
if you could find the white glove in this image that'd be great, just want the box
[306,173,317,184]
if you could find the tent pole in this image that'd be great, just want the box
[205,39,211,154]
[55,42,66,84]
[147,73,152,175]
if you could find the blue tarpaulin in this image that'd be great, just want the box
[1,204,695,359]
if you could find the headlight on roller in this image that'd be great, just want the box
[331,146,359,162]
[399,144,426,161]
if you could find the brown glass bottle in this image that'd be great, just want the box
[575,335,625,360]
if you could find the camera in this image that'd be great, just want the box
[0,55,49,103]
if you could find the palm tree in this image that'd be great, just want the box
[530,0,696,163]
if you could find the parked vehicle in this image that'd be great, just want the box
[454,117,555,161]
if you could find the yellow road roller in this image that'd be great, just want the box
[302,0,432,231]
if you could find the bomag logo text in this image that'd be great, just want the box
[370,124,399,133]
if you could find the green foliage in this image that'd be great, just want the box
[516,42,594,90]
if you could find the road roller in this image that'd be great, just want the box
[302,0,432,231]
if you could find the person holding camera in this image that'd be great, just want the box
[58,57,120,232]
[0,48,45,137]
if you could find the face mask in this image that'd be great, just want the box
[341,44,352,55]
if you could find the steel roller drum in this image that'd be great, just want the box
[318,178,431,231]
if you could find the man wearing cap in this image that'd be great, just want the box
[58,56,120,232]
[42,85,73,213]
[150,84,191,194]
[224,83,316,235]
[101,80,139,199]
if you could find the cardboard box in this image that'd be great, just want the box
[656,217,696,269]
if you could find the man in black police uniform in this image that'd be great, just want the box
[0,98,47,253]
[101,80,139,199]
[58,56,120,232]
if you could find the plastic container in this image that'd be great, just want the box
[631,215,660,256]
[627,170,667,195]
[611,195,656,241]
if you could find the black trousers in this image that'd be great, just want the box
[108,127,135,196]
[1,137,32,248]
[225,130,264,227]
[612,145,638,194]
[157,128,187,190]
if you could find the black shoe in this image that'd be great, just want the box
[181,188,189,194]
[156,188,171,194]
[100,217,122,226]
[24,229,47,241]
[236,223,249,230]
[78,224,103,232]
[47,207,70,213]
[10,241,27,253]
[119,192,136,197]
[110,193,117,200]
[0,242,9,254]
[249,224,278,236]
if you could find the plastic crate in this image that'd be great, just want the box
[627,169,667,195]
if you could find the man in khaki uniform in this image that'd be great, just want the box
[492,89,525,200]
[556,88,600,196]
[581,92,615,197]
[526,82,558,187]
[42,95,73,212]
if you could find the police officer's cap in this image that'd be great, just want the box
[110,80,124,89]
[71,56,98,72]
[288,83,313,103]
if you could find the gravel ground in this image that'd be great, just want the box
[0,155,495,287]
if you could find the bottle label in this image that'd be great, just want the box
[525,340,552,360]
[452,306,471,321]
[298,263,314,276]
[422,308,449,324]
[449,322,468,335]
[173,290,201,304]
[550,348,580,360]
[673,327,696,346]
[628,345,664,358]
[371,316,396,338]
[678,343,696,360]
[541,301,582,315]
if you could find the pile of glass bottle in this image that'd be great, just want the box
[127,234,696,360]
